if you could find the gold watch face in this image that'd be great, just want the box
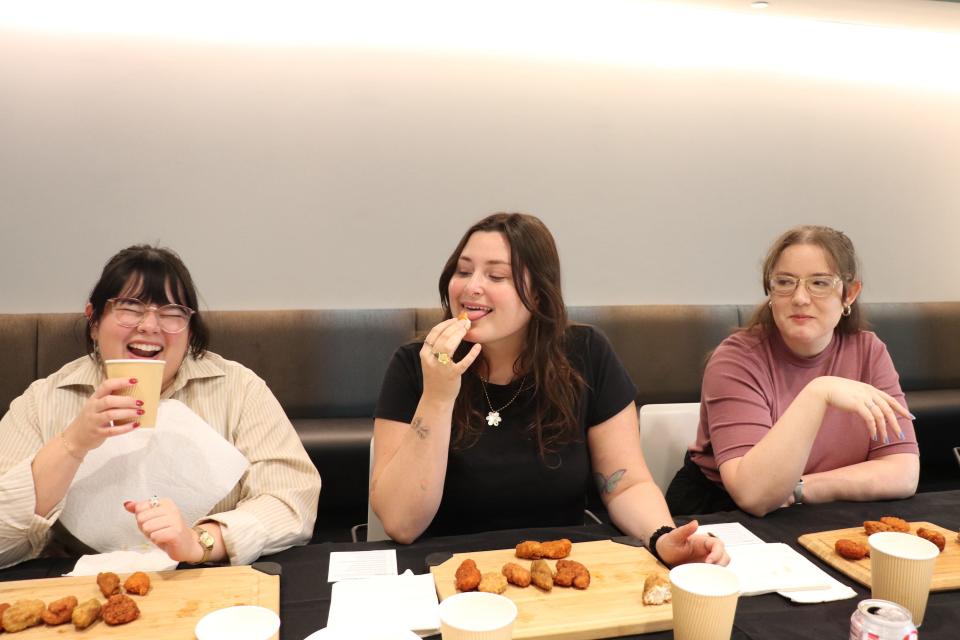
[197,529,215,549]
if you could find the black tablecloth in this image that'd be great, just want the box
[3,490,959,639]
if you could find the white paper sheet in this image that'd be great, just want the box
[65,548,178,576]
[696,522,766,547]
[327,549,398,582]
[727,542,834,596]
[327,570,440,637]
[59,399,250,552]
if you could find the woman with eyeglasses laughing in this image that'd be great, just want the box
[0,245,319,569]
[666,226,919,517]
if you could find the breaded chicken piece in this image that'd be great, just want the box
[478,572,508,594]
[642,574,672,605]
[1,600,45,633]
[101,594,140,626]
[71,599,102,630]
[41,595,78,626]
[917,527,946,552]
[541,539,573,560]
[835,539,870,560]
[455,559,481,592]
[515,541,543,559]
[864,520,893,536]
[124,571,151,596]
[97,571,121,597]
[554,559,590,589]
[0,603,10,628]
[880,516,911,533]
[530,559,553,592]
[502,562,531,587]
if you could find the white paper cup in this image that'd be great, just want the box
[194,605,280,640]
[104,359,165,427]
[669,563,740,640]
[438,592,517,640]
[869,531,939,626]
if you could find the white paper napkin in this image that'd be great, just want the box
[59,399,250,552]
[726,543,834,596]
[327,570,440,637]
[66,548,178,576]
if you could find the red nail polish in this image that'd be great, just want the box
[137,409,145,415]
[136,400,144,406]
[123,500,134,508]
[133,422,141,428]
[129,378,138,384]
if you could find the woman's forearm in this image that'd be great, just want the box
[31,433,85,517]
[605,480,675,547]
[803,454,919,503]
[370,397,455,543]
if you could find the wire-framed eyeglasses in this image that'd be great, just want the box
[768,275,843,298]
[107,297,195,333]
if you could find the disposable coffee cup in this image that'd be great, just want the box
[103,359,165,428]
[869,531,939,625]
[669,563,740,640]
[438,592,517,640]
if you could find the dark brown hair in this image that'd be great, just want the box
[438,213,584,458]
[745,225,866,333]
[86,245,209,359]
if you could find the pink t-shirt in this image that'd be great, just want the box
[690,327,919,483]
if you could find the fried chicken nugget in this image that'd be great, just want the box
[124,571,151,596]
[457,311,470,322]
[101,594,139,626]
[642,574,672,605]
[880,516,911,533]
[71,599,102,631]
[478,572,508,594]
[530,559,553,592]
[97,571,121,597]
[917,527,946,552]
[864,520,893,536]
[554,559,590,589]
[541,539,573,560]
[835,539,870,560]
[515,541,543,559]
[502,562,531,587]
[1,600,45,633]
[455,559,481,592]
[41,596,78,626]
[0,603,9,630]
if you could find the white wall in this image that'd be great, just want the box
[1,25,958,313]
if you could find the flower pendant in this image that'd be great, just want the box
[486,411,502,427]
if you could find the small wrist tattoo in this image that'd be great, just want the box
[412,417,429,440]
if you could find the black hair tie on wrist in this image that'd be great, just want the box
[648,525,676,565]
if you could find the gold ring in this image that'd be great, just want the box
[434,352,451,365]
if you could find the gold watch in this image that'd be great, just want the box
[192,526,215,564]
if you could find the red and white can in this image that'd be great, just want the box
[849,599,918,640]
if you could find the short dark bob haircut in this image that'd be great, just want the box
[86,245,209,359]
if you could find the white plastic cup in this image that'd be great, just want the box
[669,563,740,640]
[438,592,517,640]
[868,531,939,626]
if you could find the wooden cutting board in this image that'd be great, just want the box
[431,539,672,640]
[798,521,960,592]
[0,565,279,638]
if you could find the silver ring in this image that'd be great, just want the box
[149,494,160,508]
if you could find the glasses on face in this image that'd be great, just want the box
[768,274,843,298]
[107,297,195,333]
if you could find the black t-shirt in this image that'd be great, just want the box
[375,324,637,538]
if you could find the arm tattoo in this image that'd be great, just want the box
[594,469,627,495]
[411,416,429,440]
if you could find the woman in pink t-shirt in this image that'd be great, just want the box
[666,226,920,517]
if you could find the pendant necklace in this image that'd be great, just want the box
[480,376,527,427]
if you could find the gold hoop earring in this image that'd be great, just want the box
[842,304,852,317]
[768,300,773,308]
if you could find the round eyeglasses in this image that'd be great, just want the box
[107,297,195,333]
[768,275,843,298]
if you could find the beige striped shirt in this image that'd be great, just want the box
[0,353,320,569]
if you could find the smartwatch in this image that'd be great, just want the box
[793,478,805,505]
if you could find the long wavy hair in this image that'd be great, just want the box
[745,225,866,334]
[439,213,584,459]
